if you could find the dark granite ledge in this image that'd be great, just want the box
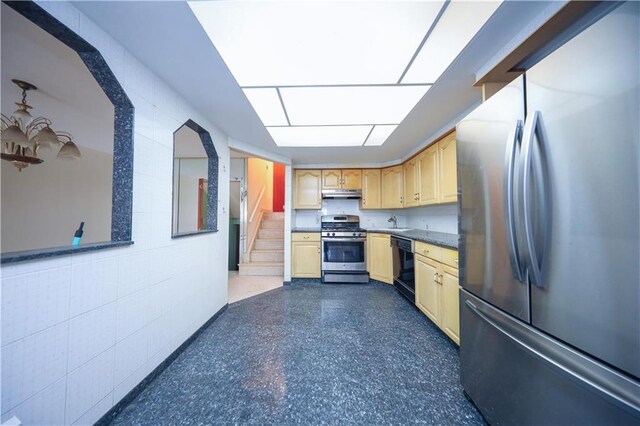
[171,229,218,239]
[366,228,458,249]
[1,240,134,265]
[291,227,321,233]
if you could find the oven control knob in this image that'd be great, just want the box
[353,233,357,236]
[332,232,335,236]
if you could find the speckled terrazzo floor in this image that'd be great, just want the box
[109,282,485,425]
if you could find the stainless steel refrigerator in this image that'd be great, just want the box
[456,2,640,424]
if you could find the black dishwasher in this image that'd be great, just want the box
[391,236,415,303]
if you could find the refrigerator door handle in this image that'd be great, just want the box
[504,120,524,281]
[464,298,640,416]
[520,111,550,288]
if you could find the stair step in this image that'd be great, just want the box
[261,219,284,230]
[239,262,284,276]
[251,250,284,262]
[264,212,284,220]
[255,239,284,250]
[258,228,283,239]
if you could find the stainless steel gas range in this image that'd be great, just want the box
[320,215,369,283]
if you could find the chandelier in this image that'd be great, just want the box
[1,79,81,171]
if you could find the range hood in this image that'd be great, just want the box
[322,189,362,199]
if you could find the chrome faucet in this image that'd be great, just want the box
[388,215,398,229]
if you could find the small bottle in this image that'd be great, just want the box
[72,222,85,246]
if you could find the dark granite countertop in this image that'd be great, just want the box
[292,227,322,233]
[291,226,457,249]
[365,228,458,249]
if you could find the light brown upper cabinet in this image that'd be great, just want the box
[361,169,381,209]
[321,169,342,189]
[381,165,404,209]
[322,169,362,190]
[403,158,418,208]
[438,133,457,203]
[294,169,322,209]
[342,169,362,189]
[418,142,439,205]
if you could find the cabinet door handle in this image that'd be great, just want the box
[434,272,439,284]
[439,274,444,285]
[303,236,309,239]
[317,247,321,253]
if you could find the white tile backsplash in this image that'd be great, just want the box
[405,204,459,234]
[294,199,458,234]
[294,199,407,229]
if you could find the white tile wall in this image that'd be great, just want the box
[114,327,148,386]
[113,364,146,405]
[116,288,150,343]
[2,379,67,426]
[1,266,71,345]
[69,255,118,317]
[65,348,115,424]
[2,323,68,412]
[67,303,117,371]
[1,2,230,424]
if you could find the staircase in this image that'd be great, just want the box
[239,212,284,276]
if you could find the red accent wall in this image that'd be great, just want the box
[272,163,285,212]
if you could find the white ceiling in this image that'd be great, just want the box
[189,1,502,148]
[72,1,552,165]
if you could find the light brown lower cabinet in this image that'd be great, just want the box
[415,249,460,345]
[291,233,321,278]
[367,233,393,284]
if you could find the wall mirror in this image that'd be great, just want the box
[172,121,217,236]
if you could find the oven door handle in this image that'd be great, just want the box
[322,237,367,242]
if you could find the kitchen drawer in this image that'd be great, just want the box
[414,241,441,261]
[441,247,459,270]
[292,232,320,242]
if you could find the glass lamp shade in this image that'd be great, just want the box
[1,124,29,148]
[32,126,59,150]
[12,108,33,127]
[57,140,81,161]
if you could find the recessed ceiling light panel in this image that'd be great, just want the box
[365,125,397,146]
[280,86,430,126]
[188,1,444,86]
[402,0,503,84]
[267,126,372,147]
[242,88,289,126]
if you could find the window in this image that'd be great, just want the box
[0,2,134,262]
